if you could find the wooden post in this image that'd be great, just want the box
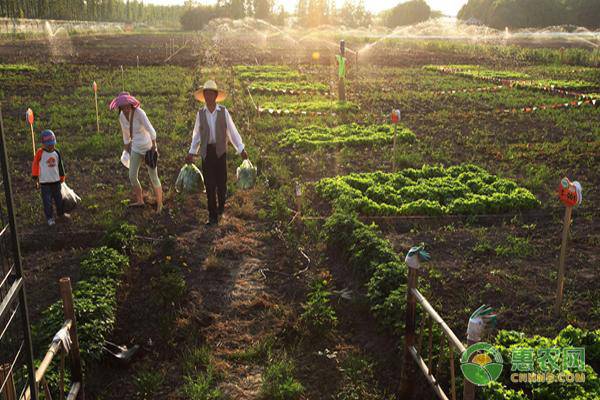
[295,182,302,217]
[462,336,476,400]
[59,278,84,400]
[0,363,17,400]
[399,266,418,398]
[120,65,125,92]
[93,82,99,135]
[338,40,346,102]
[26,108,35,156]
[392,124,398,170]
[554,205,573,313]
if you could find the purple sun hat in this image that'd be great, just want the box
[109,91,141,111]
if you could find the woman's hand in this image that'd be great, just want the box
[151,142,158,156]
[185,153,196,164]
[240,149,249,160]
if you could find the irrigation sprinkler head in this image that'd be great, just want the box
[391,109,401,123]
[340,39,345,55]
[405,245,430,269]
[467,304,497,342]
[26,108,34,125]
[93,81,97,93]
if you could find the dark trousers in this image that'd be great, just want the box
[40,182,64,220]
[202,144,227,221]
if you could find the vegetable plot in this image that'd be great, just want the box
[248,81,330,94]
[279,123,416,149]
[258,100,359,114]
[316,164,540,216]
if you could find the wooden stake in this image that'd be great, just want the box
[59,277,84,400]
[93,82,100,135]
[399,266,418,397]
[554,205,573,313]
[29,123,35,156]
[120,65,125,92]
[0,363,17,400]
[462,337,476,400]
[392,124,398,170]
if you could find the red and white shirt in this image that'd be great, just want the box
[32,148,65,184]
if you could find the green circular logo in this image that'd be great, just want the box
[460,342,504,386]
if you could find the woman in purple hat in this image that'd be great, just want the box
[110,92,163,213]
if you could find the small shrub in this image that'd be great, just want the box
[80,246,129,281]
[133,369,164,400]
[260,358,304,400]
[299,279,338,335]
[103,223,138,252]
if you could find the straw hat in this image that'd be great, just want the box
[194,80,227,102]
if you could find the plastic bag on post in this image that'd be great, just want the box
[236,160,257,190]
[61,183,81,213]
[175,164,205,194]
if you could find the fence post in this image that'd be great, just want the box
[462,336,476,400]
[59,278,84,400]
[0,363,17,400]
[399,265,418,398]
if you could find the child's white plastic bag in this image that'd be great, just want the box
[236,159,257,190]
[175,164,205,194]
[120,150,130,169]
[61,182,81,213]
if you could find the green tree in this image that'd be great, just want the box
[383,0,431,28]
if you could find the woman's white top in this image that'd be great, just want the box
[119,108,156,154]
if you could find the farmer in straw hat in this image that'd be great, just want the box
[186,80,248,226]
[110,92,163,213]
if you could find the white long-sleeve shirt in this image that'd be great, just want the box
[120,107,156,154]
[189,105,245,155]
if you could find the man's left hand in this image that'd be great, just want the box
[240,149,249,160]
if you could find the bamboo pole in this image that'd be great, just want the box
[554,205,573,313]
[0,363,17,400]
[59,278,84,400]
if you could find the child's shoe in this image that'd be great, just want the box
[47,218,55,226]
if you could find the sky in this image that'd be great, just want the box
[144,0,469,16]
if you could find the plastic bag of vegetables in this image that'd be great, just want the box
[236,159,257,189]
[175,164,205,194]
[61,182,81,213]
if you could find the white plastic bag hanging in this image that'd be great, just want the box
[120,150,130,169]
[60,182,81,213]
[236,159,257,190]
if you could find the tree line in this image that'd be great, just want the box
[0,0,184,24]
[458,0,600,29]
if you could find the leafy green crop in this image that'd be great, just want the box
[316,164,540,216]
[33,246,130,364]
[0,63,37,72]
[424,65,531,80]
[260,100,359,113]
[238,70,302,81]
[485,326,600,399]
[249,80,329,92]
[279,123,416,149]
[233,65,291,74]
